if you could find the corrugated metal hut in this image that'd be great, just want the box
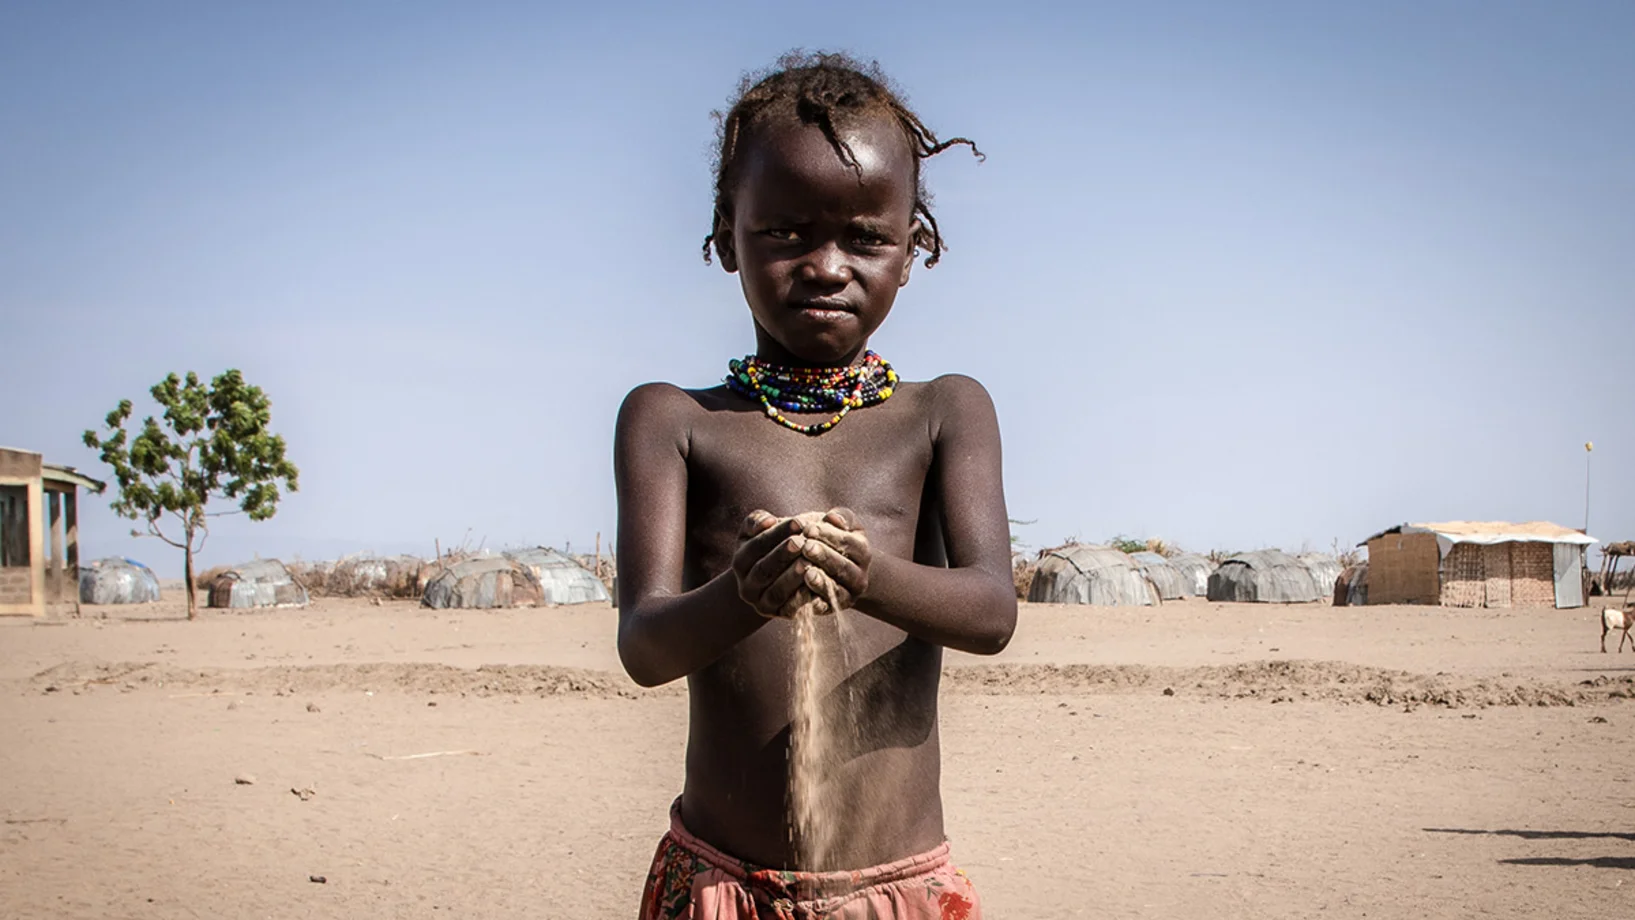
[1207,550,1324,603]
[206,559,309,609]
[1028,544,1159,607]
[79,557,161,605]
[1361,521,1595,609]
[1333,562,1368,607]
[1297,553,1343,600]
[1169,553,1215,597]
[421,556,544,609]
[1129,551,1189,601]
[504,547,610,605]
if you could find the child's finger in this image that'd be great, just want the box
[778,582,843,618]
[732,517,801,578]
[804,565,854,610]
[822,507,863,532]
[799,539,866,594]
[740,534,807,600]
[740,510,779,540]
[757,559,811,615]
[799,519,869,561]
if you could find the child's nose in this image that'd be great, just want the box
[800,244,850,285]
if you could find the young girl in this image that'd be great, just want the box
[615,51,1015,919]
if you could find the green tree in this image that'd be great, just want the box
[83,370,299,619]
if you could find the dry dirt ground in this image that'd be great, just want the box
[2,595,1633,919]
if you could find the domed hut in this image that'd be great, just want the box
[421,555,544,609]
[305,554,424,598]
[504,547,609,605]
[1297,553,1343,600]
[79,557,161,605]
[1028,544,1159,607]
[1334,562,1368,607]
[1168,553,1215,597]
[1207,550,1324,603]
[1129,551,1189,601]
[206,559,310,609]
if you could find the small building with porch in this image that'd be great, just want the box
[1361,521,1595,609]
[0,447,106,617]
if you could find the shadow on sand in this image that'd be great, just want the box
[1425,828,1635,871]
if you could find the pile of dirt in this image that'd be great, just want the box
[23,658,1635,710]
[24,661,679,700]
[943,660,1635,709]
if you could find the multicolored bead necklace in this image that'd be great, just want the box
[725,351,898,435]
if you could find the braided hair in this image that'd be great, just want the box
[704,50,983,269]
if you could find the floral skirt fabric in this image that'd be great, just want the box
[639,799,980,920]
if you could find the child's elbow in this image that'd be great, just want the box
[616,625,678,689]
[968,592,1018,656]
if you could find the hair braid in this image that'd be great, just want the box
[703,50,982,268]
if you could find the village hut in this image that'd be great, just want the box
[1361,521,1595,609]
[1028,544,1159,607]
[1168,553,1215,597]
[1297,553,1343,599]
[1,447,104,617]
[303,554,424,598]
[1207,550,1324,603]
[504,547,610,605]
[1129,551,1189,601]
[206,559,310,609]
[1333,562,1368,607]
[420,556,544,609]
[79,557,161,605]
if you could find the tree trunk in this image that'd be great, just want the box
[184,532,197,621]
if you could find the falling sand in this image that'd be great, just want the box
[783,513,853,870]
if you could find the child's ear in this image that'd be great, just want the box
[899,222,922,287]
[714,212,739,273]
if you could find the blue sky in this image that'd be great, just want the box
[3,1,1631,576]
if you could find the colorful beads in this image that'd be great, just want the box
[724,351,898,435]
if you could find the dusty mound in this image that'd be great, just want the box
[22,658,1635,710]
[944,660,1635,708]
[25,661,679,700]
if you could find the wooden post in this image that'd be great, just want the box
[64,489,78,573]
[27,479,44,617]
[48,490,63,604]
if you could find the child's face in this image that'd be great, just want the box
[718,113,917,366]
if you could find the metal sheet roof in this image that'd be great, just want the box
[1361,521,1595,547]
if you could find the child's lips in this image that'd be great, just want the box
[791,300,857,320]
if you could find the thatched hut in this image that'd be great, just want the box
[1296,553,1343,600]
[1129,551,1189,601]
[504,547,610,605]
[1361,521,1595,609]
[1168,553,1215,597]
[1207,550,1324,603]
[1333,562,1368,607]
[301,554,424,598]
[420,556,544,609]
[206,559,309,609]
[1028,544,1159,607]
[79,557,161,605]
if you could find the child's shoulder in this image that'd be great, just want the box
[901,373,999,427]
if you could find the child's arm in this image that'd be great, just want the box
[798,375,1018,655]
[612,384,814,686]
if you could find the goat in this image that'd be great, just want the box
[1603,607,1633,653]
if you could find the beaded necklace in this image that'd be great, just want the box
[725,351,898,435]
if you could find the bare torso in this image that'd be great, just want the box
[675,380,950,869]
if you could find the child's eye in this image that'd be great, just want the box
[853,233,890,248]
[761,228,800,241]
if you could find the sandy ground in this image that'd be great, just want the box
[2,595,1633,919]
